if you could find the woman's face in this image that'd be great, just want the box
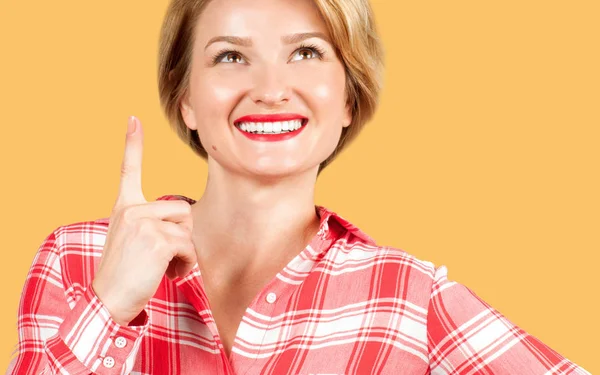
[180,0,351,178]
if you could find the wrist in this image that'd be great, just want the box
[91,279,133,326]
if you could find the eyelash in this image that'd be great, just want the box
[211,43,326,65]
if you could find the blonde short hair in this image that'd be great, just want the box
[158,0,384,175]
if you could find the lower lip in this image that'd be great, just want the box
[235,121,307,142]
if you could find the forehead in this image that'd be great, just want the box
[196,0,329,43]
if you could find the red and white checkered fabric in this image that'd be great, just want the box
[8,194,589,374]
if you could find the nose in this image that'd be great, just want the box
[248,65,292,108]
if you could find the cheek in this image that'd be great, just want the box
[195,74,241,113]
[293,64,346,111]
[192,74,243,138]
[203,74,242,103]
[303,67,347,153]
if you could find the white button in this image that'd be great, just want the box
[114,336,127,348]
[266,292,277,304]
[103,356,115,368]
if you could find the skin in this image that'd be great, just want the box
[179,0,352,357]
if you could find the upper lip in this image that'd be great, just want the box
[234,113,308,125]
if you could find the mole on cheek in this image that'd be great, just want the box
[212,145,217,151]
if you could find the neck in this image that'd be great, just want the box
[190,159,321,280]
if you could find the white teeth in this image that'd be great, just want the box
[237,119,304,134]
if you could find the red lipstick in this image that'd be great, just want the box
[234,113,307,123]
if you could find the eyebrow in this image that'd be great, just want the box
[204,32,331,51]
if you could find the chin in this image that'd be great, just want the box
[241,161,318,179]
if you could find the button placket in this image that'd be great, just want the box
[232,287,282,369]
[266,292,277,304]
[102,356,115,368]
[114,336,127,348]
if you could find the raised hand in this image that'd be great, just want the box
[91,116,197,326]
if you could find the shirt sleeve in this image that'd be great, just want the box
[426,265,590,375]
[7,229,150,375]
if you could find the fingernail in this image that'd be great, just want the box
[127,116,137,135]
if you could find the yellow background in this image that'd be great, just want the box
[0,0,597,372]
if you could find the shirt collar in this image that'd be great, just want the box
[314,205,376,246]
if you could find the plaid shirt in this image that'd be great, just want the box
[8,194,589,375]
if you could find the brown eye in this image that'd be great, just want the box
[290,45,324,62]
[298,48,314,60]
[225,53,242,63]
[213,50,246,65]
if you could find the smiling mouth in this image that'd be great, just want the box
[235,119,308,134]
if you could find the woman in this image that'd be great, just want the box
[7,0,590,374]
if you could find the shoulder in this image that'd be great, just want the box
[24,217,111,307]
[380,245,438,278]
[52,217,110,254]
[333,231,439,280]
[332,238,443,299]
[323,205,442,285]
[49,218,110,291]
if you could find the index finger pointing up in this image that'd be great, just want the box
[115,116,146,209]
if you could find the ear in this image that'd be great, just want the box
[342,101,352,128]
[179,91,198,130]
